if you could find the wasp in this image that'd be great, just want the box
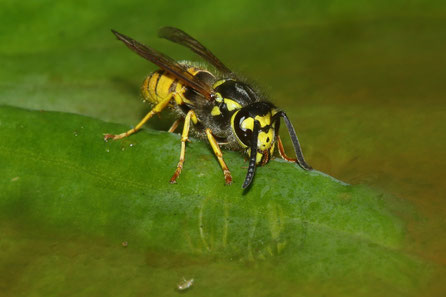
[104,27,312,188]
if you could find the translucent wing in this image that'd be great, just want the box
[112,29,215,100]
[158,26,233,75]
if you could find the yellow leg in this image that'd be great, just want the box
[277,135,297,163]
[104,96,172,141]
[167,118,183,133]
[170,110,197,184]
[206,128,232,185]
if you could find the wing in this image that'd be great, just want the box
[111,29,215,100]
[158,26,233,76]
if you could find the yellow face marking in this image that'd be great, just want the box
[254,115,271,128]
[257,128,275,150]
[224,99,242,111]
[240,115,271,130]
[247,148,263,164]
[211,106,221,116]
[256,151,263,164]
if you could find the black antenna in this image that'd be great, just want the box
[275,111,312,170]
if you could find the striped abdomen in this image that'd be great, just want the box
[141,66,215,107]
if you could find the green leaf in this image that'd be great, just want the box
[0,105,428,296]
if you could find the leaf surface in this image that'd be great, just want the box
[0,106,427,296]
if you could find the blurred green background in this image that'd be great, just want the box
[1,0,445,296]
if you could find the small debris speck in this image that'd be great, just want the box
[177,278,194,291]
[11,176,20,182]
[121,241,128,247]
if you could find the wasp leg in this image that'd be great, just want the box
[104,96,172,141]
[170,110,197,184]
[277,135,297,163]
[206,128,232,185]
[167,118,183,133]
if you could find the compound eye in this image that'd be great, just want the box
[233,110,254,147]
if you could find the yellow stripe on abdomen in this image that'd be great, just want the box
[142,70,180,104]
[142,71,160,104]
[142,66,213,106]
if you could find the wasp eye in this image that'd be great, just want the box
[233,111,254,147]
[240,127,253,146]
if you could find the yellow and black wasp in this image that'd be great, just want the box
[104,27,312,188]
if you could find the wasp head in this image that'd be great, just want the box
[231,102,312,189]
[231,102,278,188]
